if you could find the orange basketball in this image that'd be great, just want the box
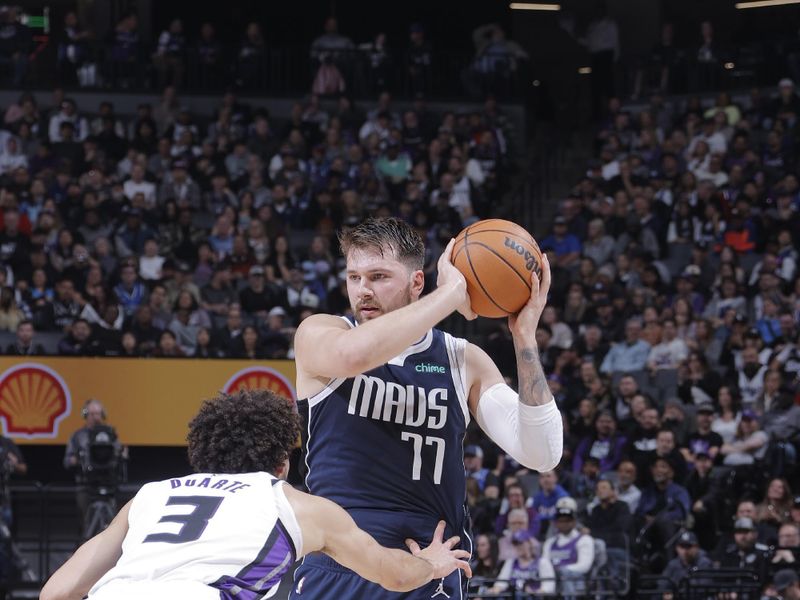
[452,219,543,318]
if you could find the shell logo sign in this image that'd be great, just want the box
[0,363,71,439]
[222,366,297,402]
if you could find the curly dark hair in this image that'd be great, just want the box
[187,389,300,474]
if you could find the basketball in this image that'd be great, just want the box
[452,219,543,318]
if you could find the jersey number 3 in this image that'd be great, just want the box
[143,495,224,544]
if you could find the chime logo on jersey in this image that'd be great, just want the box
[347,374,448,428]
[0,362,71,438]
[415,362,446,374]
[223,366,297,402]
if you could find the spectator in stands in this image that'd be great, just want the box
[212,303,243,355]
[636,457,690,556]
[654,428,688,485]
[139,239,165,281]
[48,98,88,143]
[497,507,537,563]
[114,263,147,318]
[470,532,500,583]
[531,471,569,540]
[465,445,500,499]
[310,17,354,66]
[5,319,44,355]
[123,164,156,207]
[572,410,626,475]
[201,262,237,325]
[615,459,641,514]
[57,318,102,356]
[757,478,794,538]
[153,19,186,89]
[495,483,537,538]
[600,318,650,374]
[716,516,770,584]
[712,385,742,444]
[720,409,769,466]
[539,505,594,598]
[660,531,712,595]
[771,522,800,574]
[770,569,800,600]
[491,530,552,595]
[0,208,31,276]
[685,450,722,550]
[646,319,688,373]
[540,216,581,270]
[585,478,631,581]
[0,136,28,175]
[154,329,184,358]
[0,286,25,331]
[683,403,723,464]
[0,6,31,86]
[625,406,660,481]
[407,25,432,95]
[235,23,265,89]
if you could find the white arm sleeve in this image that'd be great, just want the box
[475,383,563,472]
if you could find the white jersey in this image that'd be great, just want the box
[89,472,303,600]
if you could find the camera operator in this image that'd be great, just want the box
[63,399,125,532]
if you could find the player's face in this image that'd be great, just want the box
[345,247,423,323]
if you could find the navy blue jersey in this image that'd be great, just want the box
[300,317,472,551]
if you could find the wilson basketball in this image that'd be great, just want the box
[452,219,543,318]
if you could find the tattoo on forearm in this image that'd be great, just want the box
[515,345,550,406]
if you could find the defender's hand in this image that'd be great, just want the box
[406,521,473,580]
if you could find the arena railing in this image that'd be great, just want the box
[28,43,531,101]
[679,568,762,600]
[2,481,141,592]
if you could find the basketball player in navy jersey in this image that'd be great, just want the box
[41,389,471,600]
[292,217,563,599]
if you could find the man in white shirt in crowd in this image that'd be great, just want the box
[615,459,641,513]
[123,164,157,208]
[539,505,595,599]
[647,319,688,372]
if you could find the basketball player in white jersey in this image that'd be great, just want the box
[40,389,472,600]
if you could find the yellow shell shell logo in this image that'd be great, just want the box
[0,363,71,438]
[222,366,296,402]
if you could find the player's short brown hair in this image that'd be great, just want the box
[187,389,299,475]
[338,217,425,271]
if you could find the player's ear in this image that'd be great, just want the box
[410,269,425,297]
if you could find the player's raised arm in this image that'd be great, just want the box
[295,239,474,383]
[285,486,471,591]
[40,501,131,600]
[466,254,563,472]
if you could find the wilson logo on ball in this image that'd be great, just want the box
[504,237,541,275]
[222,366,297,402]
[0,363,72,439]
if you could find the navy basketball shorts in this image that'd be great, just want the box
[290,552,468,600]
